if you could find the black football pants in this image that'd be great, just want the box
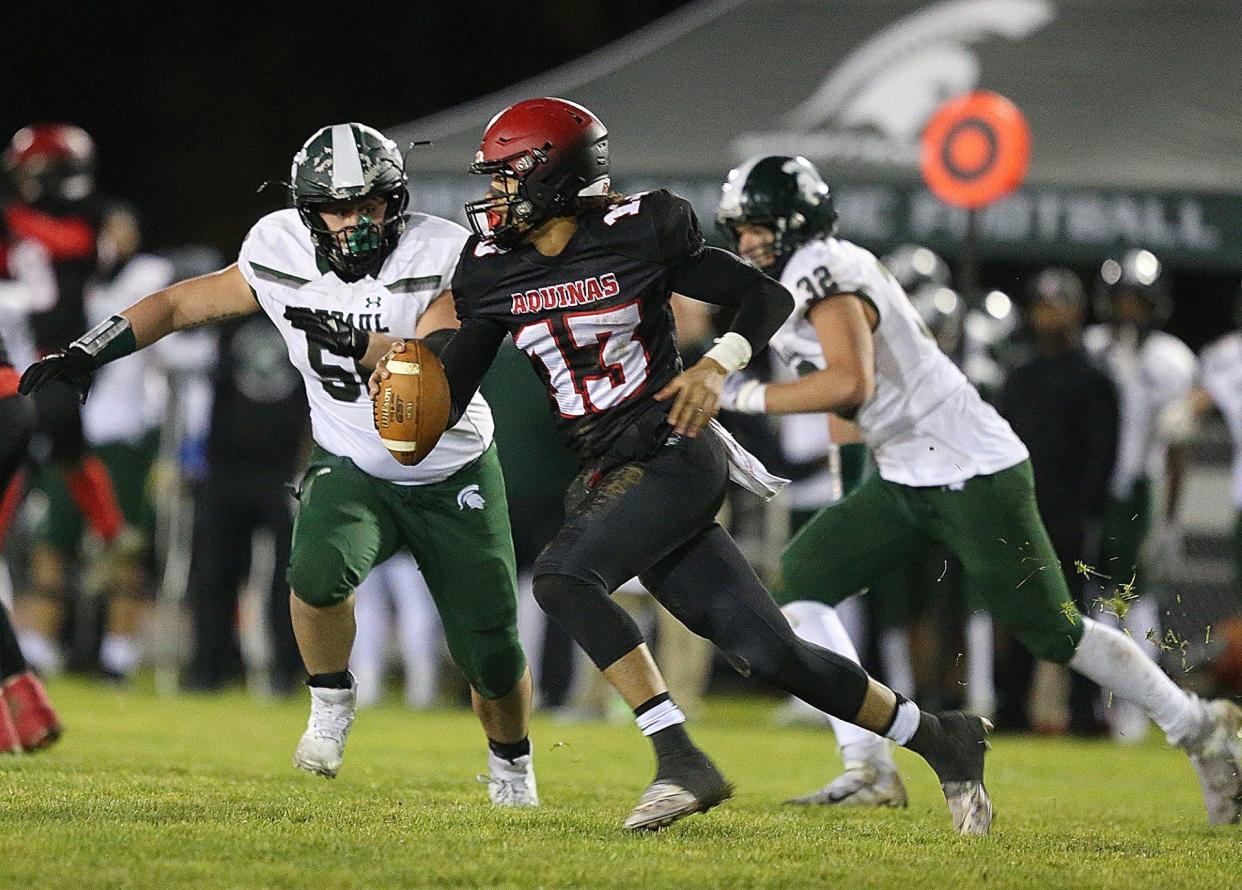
[532,425,870,720]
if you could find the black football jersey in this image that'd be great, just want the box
[452,189,703,460]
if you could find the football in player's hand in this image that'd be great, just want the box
[372,340,452,466]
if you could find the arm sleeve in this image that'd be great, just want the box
[438,315,507,426]
[666,246,795,356]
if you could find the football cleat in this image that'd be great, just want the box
[1180,698,1242,825]
[479,750,539,807]
[784,759,909,808]
[292,678,356,779]
[927,713,993,836]
[2,671,62,751]
[622,779,734,831]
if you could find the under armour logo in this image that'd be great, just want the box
[365,296,382,309]
[456,484,486,510]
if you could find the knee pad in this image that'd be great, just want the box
[531,570,583,620]
[287,553,354,608]
[457,625,526,701]
[532,571,644,670]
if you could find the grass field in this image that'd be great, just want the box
[2,680,1240,889]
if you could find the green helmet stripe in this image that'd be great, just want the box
[330,124,365,191]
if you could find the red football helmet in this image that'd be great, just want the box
[465,98,609,247]
[4,124,96,205]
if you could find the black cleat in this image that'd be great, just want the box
[623,749,734,831]
[925,712,993,836]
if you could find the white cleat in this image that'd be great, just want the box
[622,778,734,831]
[292,679,356,779]
[1181,698,1242,825]
[785,759,909,808]
[943,780,994,837]
[480,750,539,807]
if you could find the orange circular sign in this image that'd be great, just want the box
[920,91,1031,209]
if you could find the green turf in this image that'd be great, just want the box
[1,679,1239,889]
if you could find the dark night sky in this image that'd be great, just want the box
[2,1,691,253]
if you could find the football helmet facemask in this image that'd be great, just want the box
[465,97,610,248]
[290,123,409,281]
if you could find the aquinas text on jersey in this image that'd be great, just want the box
[510,273,619,315]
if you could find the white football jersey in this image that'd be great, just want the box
[1084,325,1198,499]
[1199,331,1242,508]
[238,209,492,484]
[772,236,1027,487]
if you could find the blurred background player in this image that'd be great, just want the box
[1195,287,1242,685]
[17,206,191,680]
[1084,249,1199,742]
[0,327,61,752]
[997,268,1119,734]
[716,153,1242,825]
[3,124,132,669]
[349,553,442,709]
[181,311,304,696]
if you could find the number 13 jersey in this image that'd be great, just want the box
[451,189,699,460]
[238,208,494,484]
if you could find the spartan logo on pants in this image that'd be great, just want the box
[457,484,486,511]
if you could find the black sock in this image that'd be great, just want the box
[488,737,532,762]
[307,670,352,690]
[0,604,27,680]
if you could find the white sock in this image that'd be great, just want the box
[884,699,922,746]
[17,629,63,676]
[965,612,996,716]
[100,633,142,676]
[1123,596,1160,659]
[879,628,916,698]
[635,698,686,736]
[782,600,888,758]
[1068,617,1199,745]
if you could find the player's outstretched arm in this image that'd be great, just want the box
[19,263,257,401]
[723,294,876,418]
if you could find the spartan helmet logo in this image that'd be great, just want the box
[456,484,486,511]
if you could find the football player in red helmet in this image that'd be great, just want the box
[373,98,993,835]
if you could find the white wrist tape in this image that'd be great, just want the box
[734,380,768,414]
[703,331,753,372]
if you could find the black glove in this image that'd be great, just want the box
[18,347,97,402]
[284,306,369,361]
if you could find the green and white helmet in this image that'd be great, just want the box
[290,123,409,280]
[715,155,837,273]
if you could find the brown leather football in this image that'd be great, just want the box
[372,340,452,466]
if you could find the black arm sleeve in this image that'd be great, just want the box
[665,246,795,356]
[419,327,455,357]
[437,316,507,426]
